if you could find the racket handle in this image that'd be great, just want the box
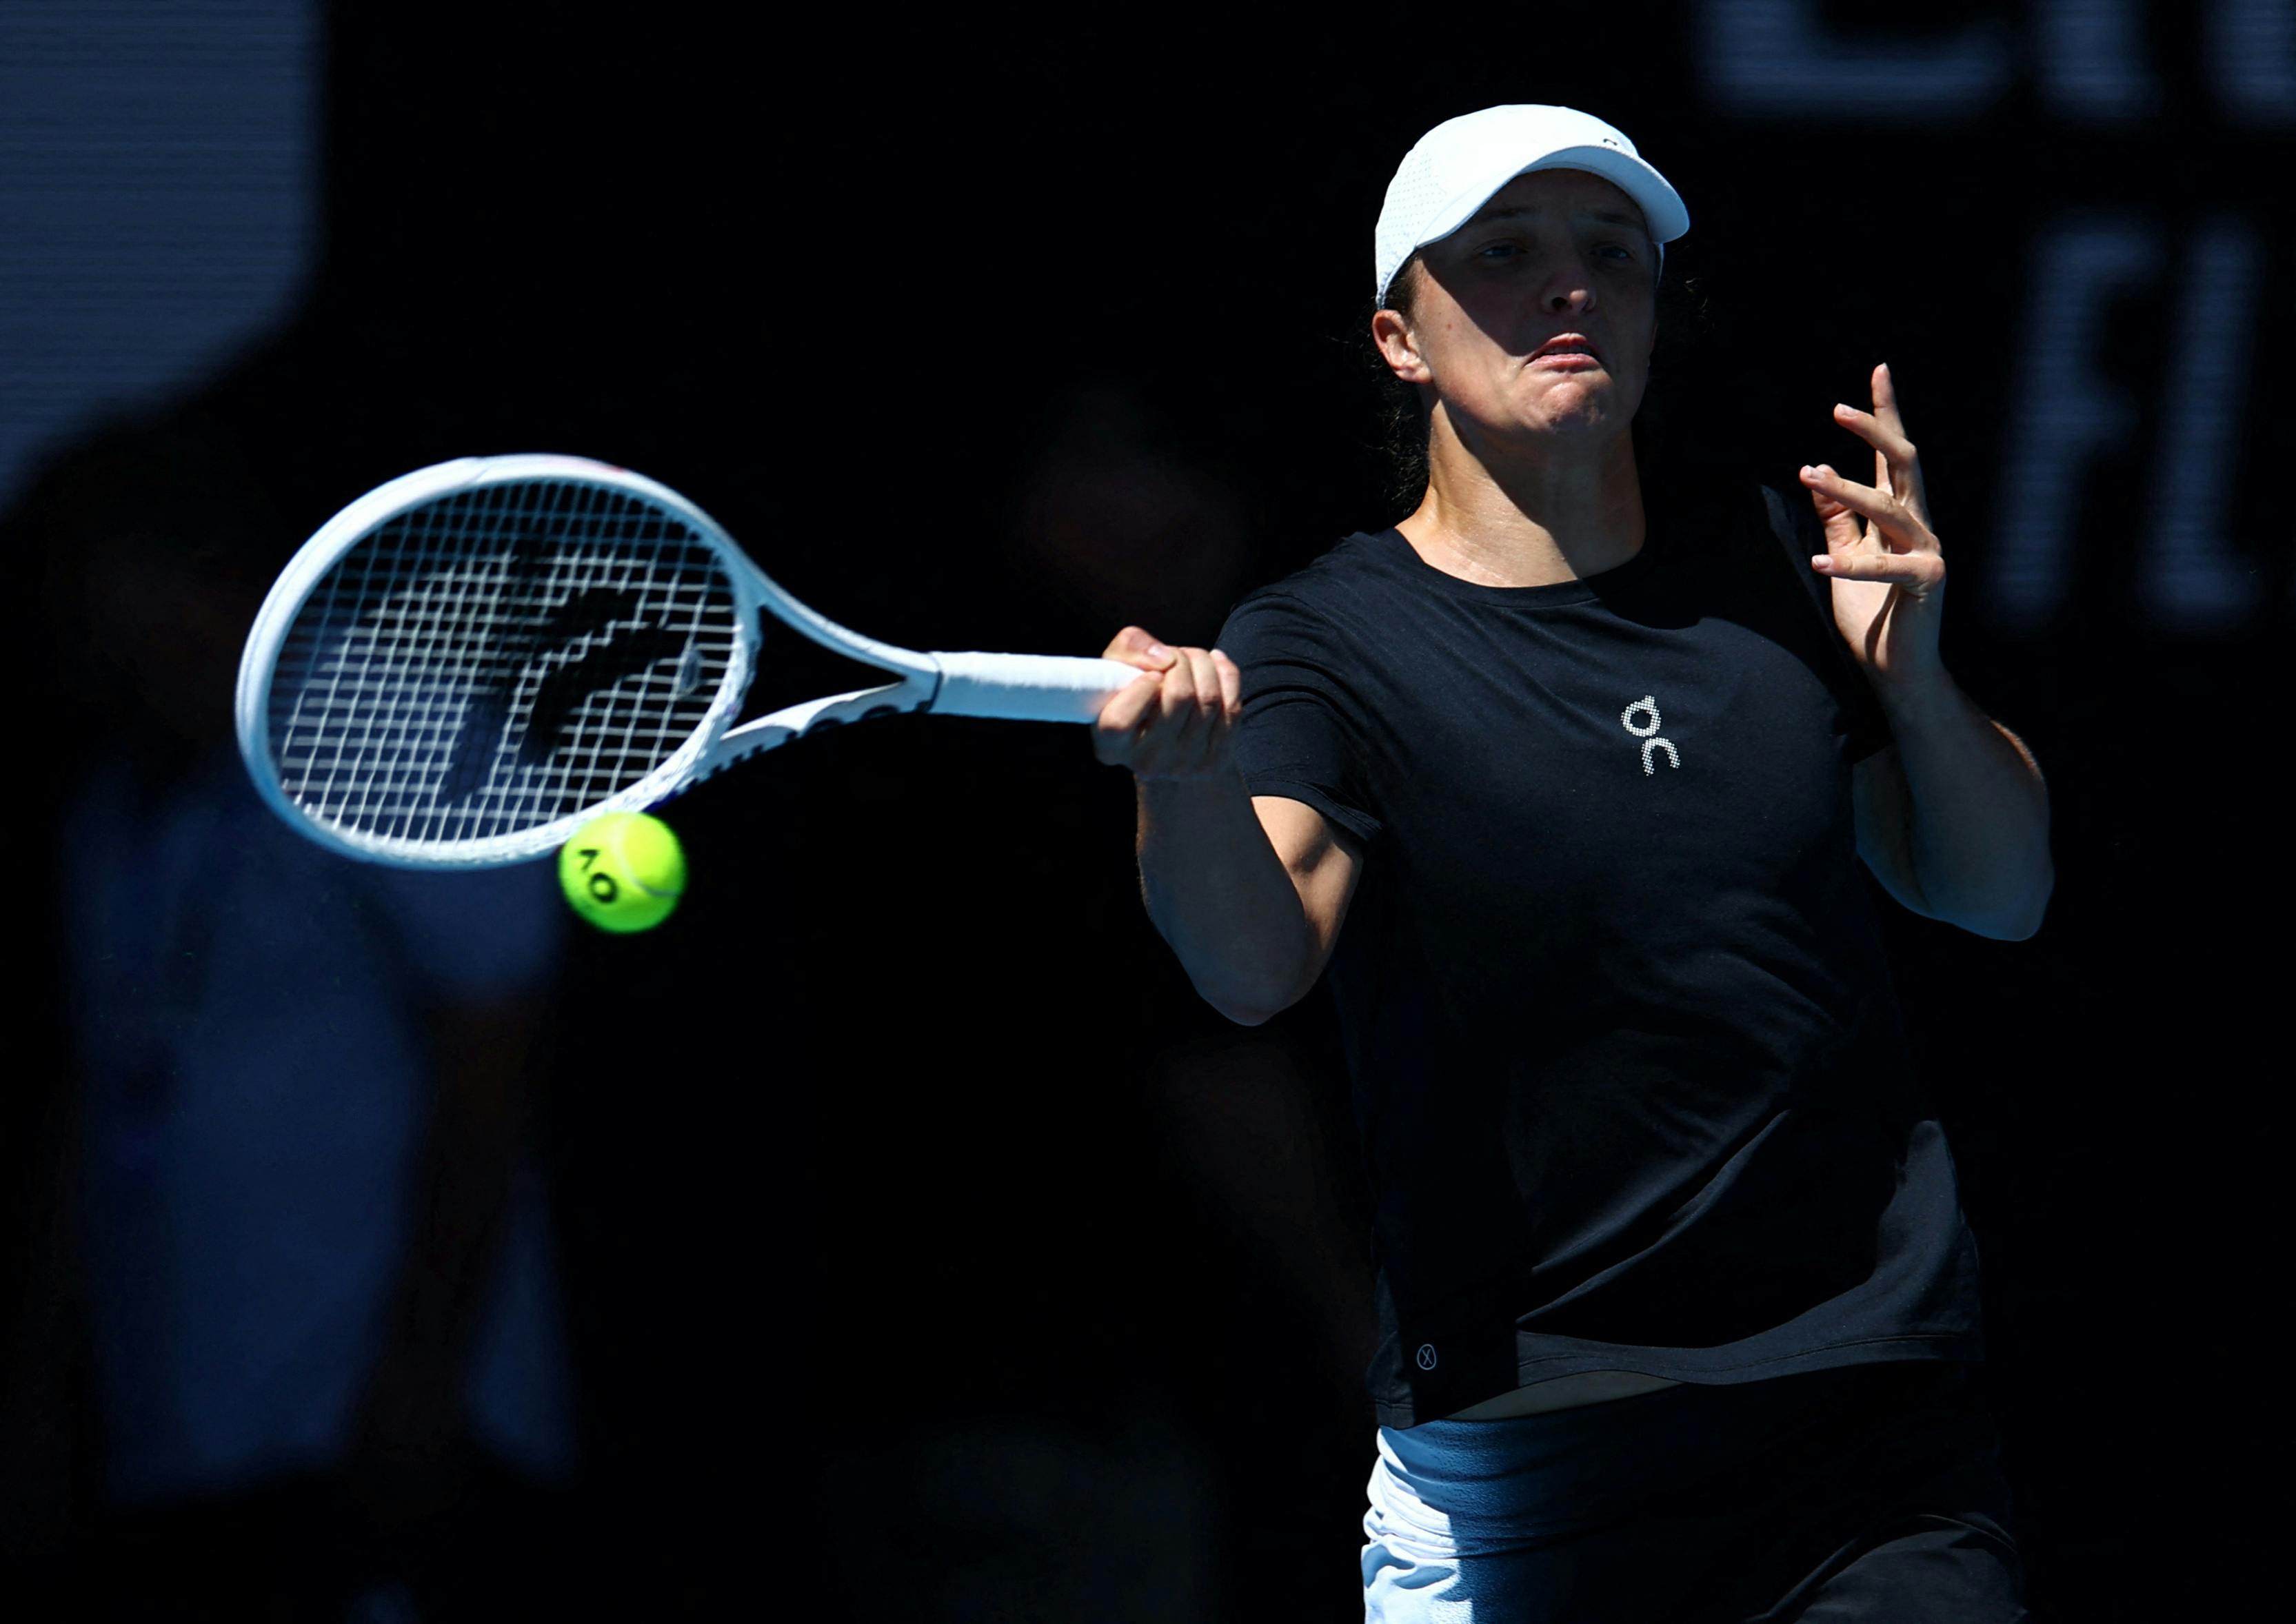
[929,652,1147,723]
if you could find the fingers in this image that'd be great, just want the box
[1091,641,1242,777]
[1092,626,1184,762]
[1798,464,1937,552]
[1167,647,1227,768]
[1811,549,1946,592]
[1093,667,1165,740]
[1120,649,1207,771]
[1213,647,1241,718]
[1837,363,1933,525]
[1870,361,1903,435]
[1830,400,1914,470]
[1806,483,1864,552]
[1101,624,1179,671]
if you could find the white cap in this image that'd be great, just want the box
[1373,105,1689,305]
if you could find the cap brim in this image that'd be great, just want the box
[1417,143,1690,257]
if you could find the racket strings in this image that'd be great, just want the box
[268,478,743,846]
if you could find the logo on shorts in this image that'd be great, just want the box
[1620,695,1681,776]
[1415,1343,1438,1371]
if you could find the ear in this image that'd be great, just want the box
[1372,307,1430,385]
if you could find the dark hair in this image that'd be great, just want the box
[1361,256,1433,514]
[1360,248,1706,519]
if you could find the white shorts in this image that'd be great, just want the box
[1360,1361,2024,1623]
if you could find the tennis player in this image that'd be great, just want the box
[1094,105,2049,1619]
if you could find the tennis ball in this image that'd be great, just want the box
[559,811,686,933]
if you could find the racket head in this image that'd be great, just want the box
[235,454,760,868]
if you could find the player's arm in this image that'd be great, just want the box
[1096,627,1362,1026]
[1804,366,2053,942]
[1852,701,2052,941]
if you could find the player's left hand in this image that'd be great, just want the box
[1799,363,1945,687]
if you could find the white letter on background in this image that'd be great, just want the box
[1695,0,2013,119]
[2138,216,2268,631]
[1990,218,2163,632]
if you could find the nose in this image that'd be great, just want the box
[1542,250,1599,314]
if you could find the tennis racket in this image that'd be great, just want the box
[234,454,1143,869]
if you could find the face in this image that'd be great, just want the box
[1374,168,1658,457]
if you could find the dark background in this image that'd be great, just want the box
[5,1,2285,1618]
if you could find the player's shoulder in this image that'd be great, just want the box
[1746,476,1810,546]
[1647,465,1806,577]
[1225,530,1412,627]
[1658,467,1846,638]
[1718,471,1826,579]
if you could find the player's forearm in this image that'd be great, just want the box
[1136,772,1318,1025]
[1879,674,2053,939]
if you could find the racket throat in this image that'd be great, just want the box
[698,677,932,778]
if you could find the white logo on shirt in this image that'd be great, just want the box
[1620,696,1681,775]
[1416,1343,1438,1370]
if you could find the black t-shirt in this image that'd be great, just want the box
[1216,480,1985,1428]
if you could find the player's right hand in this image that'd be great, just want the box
[1093,625,1242,780]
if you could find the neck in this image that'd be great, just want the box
[1396,414,1646,589]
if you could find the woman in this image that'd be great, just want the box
[1093,105,2050,1618]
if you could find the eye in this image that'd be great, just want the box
[1597,243,1635,262]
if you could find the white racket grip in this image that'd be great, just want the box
[928,651,1146,723]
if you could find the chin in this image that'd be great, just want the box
[1532,376,1638,434]
[1530,402,1621,440]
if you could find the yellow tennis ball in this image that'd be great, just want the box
[559,811,686,933]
